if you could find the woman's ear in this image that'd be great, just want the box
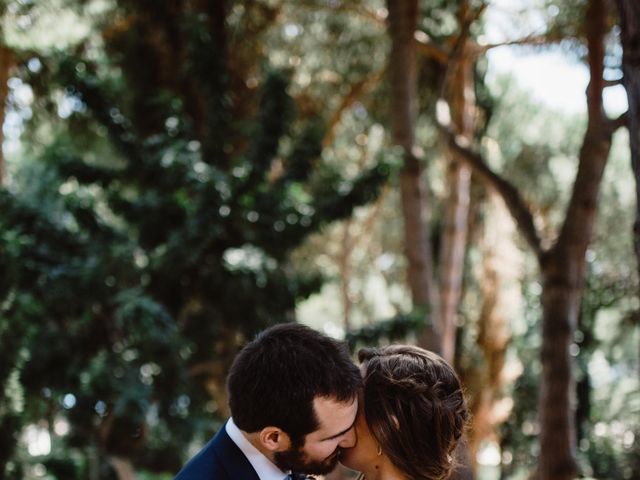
[259,427,291,452]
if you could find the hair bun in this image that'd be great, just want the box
[358,345,470,480]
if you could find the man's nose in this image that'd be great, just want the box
[338,426,357,448]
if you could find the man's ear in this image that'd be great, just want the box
[258,427,291,452]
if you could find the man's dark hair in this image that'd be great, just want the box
[227,323,361,442]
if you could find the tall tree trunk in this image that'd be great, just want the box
[537,257,580,480]
[439,0,623,476]
[439,163,470,363]
[537,2,614,477]
[439,45,474,365]
[441,36,475,480]
[468,192,518,467]
[440,6,476,478]
[615,0,640,297]
[386,0,440,351]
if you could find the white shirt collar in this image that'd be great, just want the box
[226,418,290,480]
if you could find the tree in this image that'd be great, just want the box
[1,0,390,476]
[386,0,441,352]
[441,0,627,476]
[615,0,640,299]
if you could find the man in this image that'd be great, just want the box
[175,323,362,480]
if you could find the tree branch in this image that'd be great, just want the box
[604,78,623,88]
[437,118,544,257]
[441,2,476,96]
[415,35,449,64]
[414,0,486,66]
[608,111,629,132]
[295,0,386,26]
[476,34,563,55]
[419,32,565,65]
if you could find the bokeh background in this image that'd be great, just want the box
[0,0,639,479]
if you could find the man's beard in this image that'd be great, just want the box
[274,446,341,475]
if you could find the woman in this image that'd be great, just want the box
[340,345,470,480]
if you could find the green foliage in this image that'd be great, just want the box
[496,281,543,478]
[1,1,638,479]
[346,306,428,351]
[1,0,392,477]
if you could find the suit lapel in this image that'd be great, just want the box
[212,423,261,480]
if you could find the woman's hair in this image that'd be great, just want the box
[359,345,470,480]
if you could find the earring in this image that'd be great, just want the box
[377,445,382,456]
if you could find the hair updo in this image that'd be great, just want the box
[358,345,470,480]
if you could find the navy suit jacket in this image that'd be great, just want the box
[175,422,261,480]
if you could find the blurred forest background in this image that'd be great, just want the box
[0,0,639,479]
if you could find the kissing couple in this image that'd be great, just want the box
[175,323,469,480]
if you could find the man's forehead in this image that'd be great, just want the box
[310,396,358,436]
